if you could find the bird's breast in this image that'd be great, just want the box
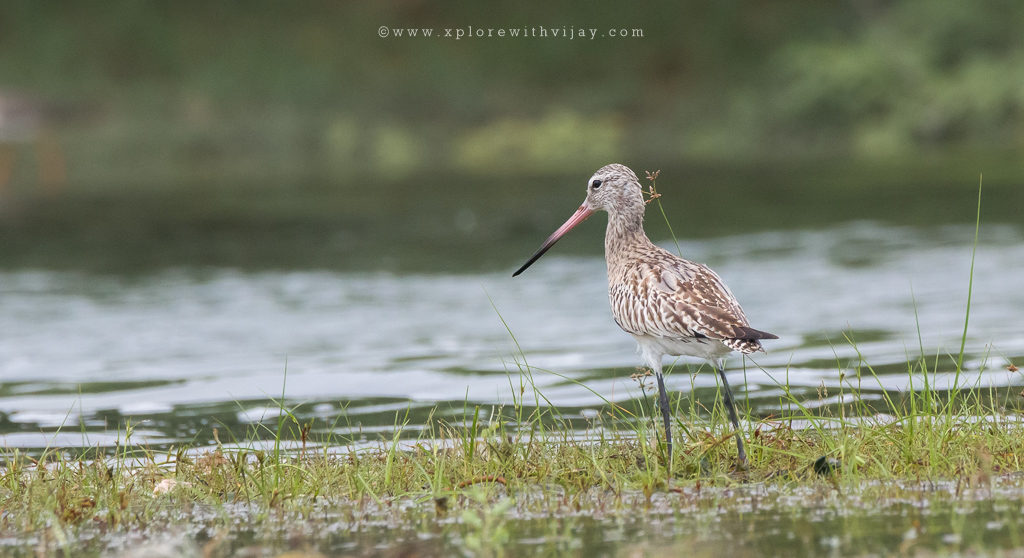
[607,277,677,338]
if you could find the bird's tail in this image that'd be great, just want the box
[724,326,778,354]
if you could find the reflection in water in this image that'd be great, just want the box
[0,222,1022,453]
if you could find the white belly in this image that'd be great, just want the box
[632,333,732,369]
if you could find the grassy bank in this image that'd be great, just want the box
[1,347,1022,556]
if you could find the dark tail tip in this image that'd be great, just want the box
[738,326,779,340]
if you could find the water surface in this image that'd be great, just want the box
[2,220,1022,454]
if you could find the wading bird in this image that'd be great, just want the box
[513,164,777,467]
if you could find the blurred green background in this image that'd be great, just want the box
[0,0,1021,272]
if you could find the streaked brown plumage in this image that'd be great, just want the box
[513,163,777,467]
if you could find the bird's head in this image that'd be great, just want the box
[582,163,645,216]
[513,163,645,276]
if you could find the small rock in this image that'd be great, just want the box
[152,479,178,495]
[813,456,841,476]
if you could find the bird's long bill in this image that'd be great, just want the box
[512,203,595,277]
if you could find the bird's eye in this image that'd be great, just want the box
[591,180,602,190]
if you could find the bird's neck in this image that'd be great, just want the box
[604,210,652,266]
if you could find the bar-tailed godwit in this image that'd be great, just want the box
[513,163,777,467]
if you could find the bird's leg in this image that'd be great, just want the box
[653,366,672,460]
[716,365,748,468]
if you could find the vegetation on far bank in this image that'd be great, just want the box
[1,1,1023,189]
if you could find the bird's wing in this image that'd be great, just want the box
[611,256,771,342]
